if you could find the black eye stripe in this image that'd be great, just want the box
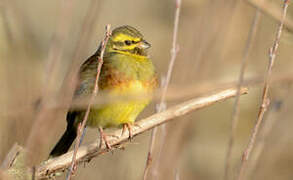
[113,40,140,46]
[125,40,131,45]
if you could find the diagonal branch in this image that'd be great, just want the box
[36,87,248,179]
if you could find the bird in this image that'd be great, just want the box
[49,25,158,157]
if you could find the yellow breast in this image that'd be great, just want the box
[85,80,154,128]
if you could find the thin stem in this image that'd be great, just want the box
[248,87,292,179]
[65,24,111,180]
[223,5,261,180]
[143,0,181,179]
[65,123,82,180]
[246,0,293,31]
[237,1,289,180]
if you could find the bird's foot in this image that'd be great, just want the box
[122,123,133,141]
[98,127,112,151]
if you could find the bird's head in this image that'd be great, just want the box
[106,25,151,57]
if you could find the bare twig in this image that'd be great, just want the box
[237,1,290,180]
[65,123,81,180]
[248,88,292,179]
[36,87,248,179]
[143,0,181,179]
[223,5,262,180]
[65,24,111,180]
[246,0,293,31]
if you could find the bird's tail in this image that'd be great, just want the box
[49,112,77,158]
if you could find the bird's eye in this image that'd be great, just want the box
[125,40,131,45]
[131,40,136,44]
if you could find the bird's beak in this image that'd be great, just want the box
[139,40,151,49]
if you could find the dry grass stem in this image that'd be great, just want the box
[65,25,111,180]
[36,87,248,179]
[237,1,290,180]
[246,0,293,30]
[59,0,102,97]
[143,0,181,179]
[223,5,262,180]
[44,0,74,84]
[1,0,40,49]
[1,73,293,122]
[248,89,292,179]
[1,73,293,121]
[1,143,23,170]
[25,0,75,166]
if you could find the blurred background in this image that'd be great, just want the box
[1,0,293,179]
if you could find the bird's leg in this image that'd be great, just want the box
[122,123,133,141]
[98,127,112,150]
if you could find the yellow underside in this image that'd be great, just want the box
[82,80,152,128]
